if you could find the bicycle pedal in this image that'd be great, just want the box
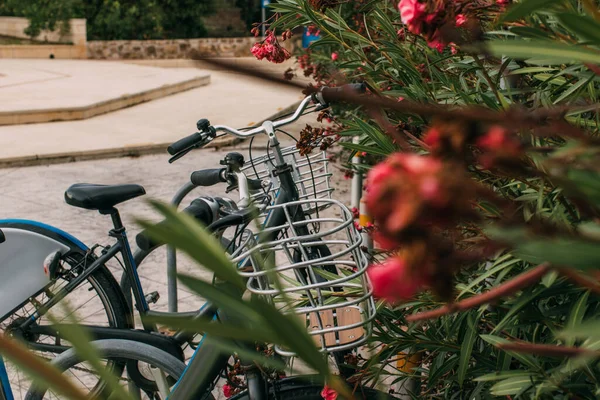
[145,291,160,304]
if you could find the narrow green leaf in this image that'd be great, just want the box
[475,371,536,382]
[558,320,600,340]
[340,142,391,156]
[565,291,590,346]
[177,274,266,326]
[457,313,478,387]
[500,0,561,22]
[488,40,600,65]
[480,335,540,370]
[557,14,600,43]
[206,337,287,370]
[490,376,534,396]
[146,315,276,343]
[458,257,521,297]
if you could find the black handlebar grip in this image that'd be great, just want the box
[167,132,204,155]
[320,83,367,103]
[190,168,226,186]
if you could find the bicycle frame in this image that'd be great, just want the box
[0,357,12,400]
[167,122,311,400]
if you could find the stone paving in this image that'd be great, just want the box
[0,59,302,161]
[0,59,209,113]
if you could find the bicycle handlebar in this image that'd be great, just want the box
[211,83,366,139]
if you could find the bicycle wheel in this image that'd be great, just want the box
[232,383,392,399]
[25,339,186,400]
[0,223,132,399]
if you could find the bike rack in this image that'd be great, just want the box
[166,182,197,313]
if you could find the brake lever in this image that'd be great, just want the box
[168,147,194,164]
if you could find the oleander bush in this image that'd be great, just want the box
[253,0,600,397]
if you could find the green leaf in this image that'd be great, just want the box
[457,312,479,387]
[488,40,600,65]
[136,200,245,289]
[177,274,266,326]
[458,256,521,297]
[339,142,391,156]
[558,320,600,340]
[480,335,540,370]
[509,26,552,39]
[146,315,277,343]
[475,371,536,382]
[206,337,287,370]
[565,291,590,346]
[500,0,561,22]
[490,376,535,396]
[557,13,600,44]
[487,226,600,270]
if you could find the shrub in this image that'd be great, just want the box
[257,0,600,397]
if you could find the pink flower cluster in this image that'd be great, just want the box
[477,125,523,168]
[321,385,337,400]
[367,256,430,303]
[251,32,291,64]
[366,153,446,241]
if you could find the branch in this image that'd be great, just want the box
[406,263,551,322]
[497,342,600,358]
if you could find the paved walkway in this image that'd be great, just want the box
[0,59,209,112]
[0,59,303,163]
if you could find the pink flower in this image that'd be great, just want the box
[455,14,467,27]
[223,384,235,398]
[423,126,442,148]
[449,43,458,55]
[497,0,509,4]
[331,52,338,61]
[367,257,427,303]
[373,230,399,250]
[398,0,426,34]
[427,38,445,53]
[251,32,292,64]
[477,126,519,152]
[394,153,442,175]
[397,28,406,40]
[321,385,338,400]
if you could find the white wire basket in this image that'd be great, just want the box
[242,145,334,214]
[230,198,375,355]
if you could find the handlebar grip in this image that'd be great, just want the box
[320,83,367,103]
[190,168,227,186]
[167,132,204,155]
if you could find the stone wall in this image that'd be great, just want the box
[0,17,86,45]
[87,37,296,60]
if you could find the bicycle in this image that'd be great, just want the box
[6,84,379,399]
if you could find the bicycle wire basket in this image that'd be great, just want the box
[242,145,334,215]
[230,198,376,356]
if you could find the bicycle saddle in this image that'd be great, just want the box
[65,183,146,211]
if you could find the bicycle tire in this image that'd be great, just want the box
[232,384,392,399]
[25,339,188,400]
[0,222,132,397]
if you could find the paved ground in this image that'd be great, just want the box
[0,59,209,112]
[0,59,303,161]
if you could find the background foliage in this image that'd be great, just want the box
[266,0,600,398]
[0,0,224,40]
